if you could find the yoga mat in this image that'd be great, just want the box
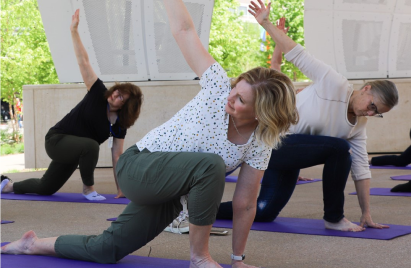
[212,217,411,240]
[369,164,411,170]
[0,243,230,268]
[391,174,411,181]
[1,193,130,205]
[225,176,321,185]
[1,220,14,224]
[350,188,411,197]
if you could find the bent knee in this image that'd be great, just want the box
[202,153,226,177]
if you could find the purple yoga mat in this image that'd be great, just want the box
[225,176,321,185]
[369,164,411,170]
[0,243,230,268]
[350,187,411,197]
[1,220,14,224]
[391,174,411,181]
[0,193,130,204]
[212,217,411,240]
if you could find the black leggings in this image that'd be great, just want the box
[13,129,100,195]
[371,129,411,167]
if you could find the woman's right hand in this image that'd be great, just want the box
[70,9,80,32]
[248,0,271,25]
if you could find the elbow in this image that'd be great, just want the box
[171,21,194,38]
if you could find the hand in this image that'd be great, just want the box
[296,88,305,94]
[70,9,80,32]
[297,175,313,181]
[359,213,389,229]
[248,0,271,25]
[276,17,290,34]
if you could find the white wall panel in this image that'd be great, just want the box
[335,0,396,13]
[38,0,214,82]
[395,0,411,14]
[389,14,411,78]
[304,0,333,10]
[144,0,213,80]
[37,0,81,82]
[304,10,336,70]
[334,11,391,79]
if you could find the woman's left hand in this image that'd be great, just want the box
[360,213,389,229]
[248,0,271,25]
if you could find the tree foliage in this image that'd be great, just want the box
[1,0,59,140]
[209,0,306,81]
[262,0,307,81]
[209,0,265,78]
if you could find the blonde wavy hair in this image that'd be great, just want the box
[231,67,299,149]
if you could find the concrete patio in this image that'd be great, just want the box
[1,161,410,268]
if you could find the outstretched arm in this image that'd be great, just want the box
[112,138,125,198]
[163,0,215,77]
[271,17,289,71]
[249,1,296,54]
[231,163,264,268]
[70,9,97,90]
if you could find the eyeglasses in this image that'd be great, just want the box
[367,97,383,118]
[115,90,124,102]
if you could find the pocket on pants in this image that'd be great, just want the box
[128,148,165,184]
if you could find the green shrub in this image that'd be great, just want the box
[0,142,24,155]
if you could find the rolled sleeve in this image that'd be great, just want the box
[348,130,371,181]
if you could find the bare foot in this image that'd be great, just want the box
[190,255,222,268]
[324,218,365,232]
[114,190,125,199]
[1,230,38,254]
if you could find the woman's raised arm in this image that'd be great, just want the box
[70,9,97,90]
[249,0,296,54]
[163,0,215,77]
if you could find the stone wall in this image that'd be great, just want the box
[23,79,411,168]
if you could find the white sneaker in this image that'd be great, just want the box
[164,195,189,234]
[164,210,190,234]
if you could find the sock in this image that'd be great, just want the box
[391,181,411,192]
[83,191,106,201]
[1,179,10,192]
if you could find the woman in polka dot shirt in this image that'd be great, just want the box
[1,1,298,268]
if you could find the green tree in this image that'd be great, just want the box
[209,0,265,77]
[262,0,307,81]
[1,0,59,141]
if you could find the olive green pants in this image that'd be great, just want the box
[13,129,99,195]
[55,145,226,264]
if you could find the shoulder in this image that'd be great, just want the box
[89,78,107,94]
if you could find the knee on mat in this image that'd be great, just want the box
[36,188,58,196]
[254,201,279,222]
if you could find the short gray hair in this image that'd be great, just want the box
[362,80,399,108]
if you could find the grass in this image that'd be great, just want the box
[0,142,24,155]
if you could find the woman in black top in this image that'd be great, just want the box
[1,9,143,200]
[370,128,411,192]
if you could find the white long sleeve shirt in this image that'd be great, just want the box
[285,44,370,180]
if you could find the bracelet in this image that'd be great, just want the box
[231,253,245,261]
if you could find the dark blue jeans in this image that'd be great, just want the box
[217,134,352,223]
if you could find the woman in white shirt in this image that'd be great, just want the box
[1,2,298,268]
[217,1,399,232]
